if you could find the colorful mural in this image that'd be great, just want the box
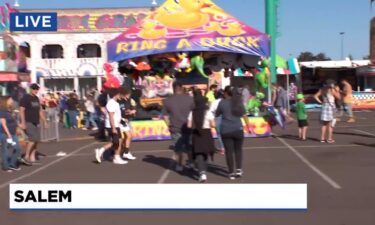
[57,13,148,32]
[15,8,151,33]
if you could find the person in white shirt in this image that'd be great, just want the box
[83,94,98,131]
[209,89,225,155]
[95,88,127,165]
[187,91,216,182]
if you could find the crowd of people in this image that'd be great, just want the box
[0,77,356,183]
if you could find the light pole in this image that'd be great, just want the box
[340,32,345,59]
[14,0,20,8]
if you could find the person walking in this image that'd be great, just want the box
[0,96,22,172]
[205,84,218,105]
[295,93,308,141]
[187,91,216,182]
[95,88,127,165]
[19,83,47,164]
[163,82,194,172]
[340,79,355,123]
[83,94,98,131]
[314,80,341,144]
[95,89,108,141]
[46,93,58,122]
[209,89,225,155]
[216,86,251,180]
[66,93,79,129]
[58,93,68,125]
[118,87,136,160]
[273,84,293,123]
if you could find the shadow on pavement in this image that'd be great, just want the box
[277,134,321,142]
[334,132,375,139]
[142,155,229,181]
[351,142,375,148]
[142,155,174,170]
[207,164,228,178]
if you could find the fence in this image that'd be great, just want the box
[40,109,60,142]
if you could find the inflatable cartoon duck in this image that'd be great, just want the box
[217,22,242,36]
[204,21,242,36]
[139,20,167,39]
[154,0,210,29]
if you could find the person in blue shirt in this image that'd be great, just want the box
[0,96,22,172]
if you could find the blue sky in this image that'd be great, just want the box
[1,0,370,60]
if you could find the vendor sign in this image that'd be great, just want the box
[130,117,271,141]
[353,92,375,109]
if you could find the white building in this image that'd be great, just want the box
[15,7,152,96]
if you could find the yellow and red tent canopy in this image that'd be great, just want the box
[107,0,270,61]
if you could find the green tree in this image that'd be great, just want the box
[314,53,331,61]
[297,52,331,62]
[297,52,315,62]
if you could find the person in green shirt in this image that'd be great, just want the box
[206,84,218,105]
[295,93,308,141]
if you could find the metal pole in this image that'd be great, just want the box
[266,0,278,102]
[340,32,345,59]
[286,74,290,113]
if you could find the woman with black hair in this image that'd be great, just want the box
[216,86,251,180]
[187,90,216,182]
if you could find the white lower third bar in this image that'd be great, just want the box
[9,184,307,210]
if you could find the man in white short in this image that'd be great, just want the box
[95,88,127,165]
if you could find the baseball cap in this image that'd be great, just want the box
[296,93,304,100]
[30,83,40,90]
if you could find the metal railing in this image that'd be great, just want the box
[40,109,60,142]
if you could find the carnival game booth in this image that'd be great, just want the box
[355,64,375,109]
[300,59,372,109]
[107,0,272,141]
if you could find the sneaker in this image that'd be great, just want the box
[320,140,326,143]
[123,153,136,160]
[347,118,355,123]
[9,166,21,171]
[175,164,183,172]
[185,162,195,170]
[92,127,98,131]
[229,173,236,180]
[216,148,225,156]
[82,127,88,130]
[327,140,335,144]
[199,173,207,183]
[113,156,128,165]
[3,168,12,173]
[236,169,243,177]
[95,148,104,163]
[20,158,32,166]
[36,152,46,160]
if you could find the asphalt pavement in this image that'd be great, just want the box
[1,111,375,225]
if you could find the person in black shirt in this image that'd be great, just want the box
[0,96,22,172]
[19,83,47,164]
[118,87,136,160]
[95,90,108,141]
[66,93,79,129]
